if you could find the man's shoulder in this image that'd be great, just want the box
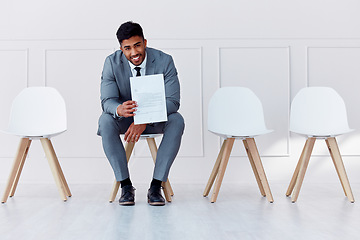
[147,47,172,60]
[107,50,122,60]
[104,50,125,67]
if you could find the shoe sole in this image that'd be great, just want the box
[148,200,165,206]
[119,201,135,206]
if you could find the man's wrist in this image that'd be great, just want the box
[115,104,122,117]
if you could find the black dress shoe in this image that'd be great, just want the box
[147,186,165,206]
[119,185,135,206]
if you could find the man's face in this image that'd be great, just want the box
[120,35,147,66]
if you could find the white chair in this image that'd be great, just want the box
[1,87,71,203]
[286,87,355,203]
[109,134,174,203]
[203,87,274,203]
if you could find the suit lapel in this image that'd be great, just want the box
[145,48,156,75]
[118,52,132,99]
[120,52,132,80]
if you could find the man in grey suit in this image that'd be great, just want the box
[98,21,184,206]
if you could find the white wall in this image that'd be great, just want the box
[1,0,360,187]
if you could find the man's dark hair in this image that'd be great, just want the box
[116,21,144,45]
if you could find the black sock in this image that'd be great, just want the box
[120,178,132,188]
[150,178,162,188]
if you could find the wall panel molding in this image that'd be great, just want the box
[0,49,29,157]
[307,46,360,156]
[134,47,204,157]
[218,46,291,157]
[2,38,360,183]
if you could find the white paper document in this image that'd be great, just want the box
[130,74,168,125]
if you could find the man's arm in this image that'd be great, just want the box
[163,55,181,115]
[100,56,124,118]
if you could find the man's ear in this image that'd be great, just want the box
[144,39,147,48]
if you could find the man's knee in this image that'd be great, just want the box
[167,112,185,134]
[98,113,118,136]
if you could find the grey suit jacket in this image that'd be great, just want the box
[100,47,180,119]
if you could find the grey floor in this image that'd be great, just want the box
[0,182,359,240]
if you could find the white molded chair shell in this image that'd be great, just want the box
[290,87,353,137]
[5,87,67,137]
[208,87,272,137]
[2,86,70,203]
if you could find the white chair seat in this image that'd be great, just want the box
[210,130,274,140]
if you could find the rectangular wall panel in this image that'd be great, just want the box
[308,47,360,156]
[134,48,204,157]
[0,49,28,157]
[219,47,290,156]
[45,49,113,158]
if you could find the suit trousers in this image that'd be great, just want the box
[98,112,184,182]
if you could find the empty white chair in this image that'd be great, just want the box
[203,87,274,203]
[286,87,355,202]
[1,87,71,203]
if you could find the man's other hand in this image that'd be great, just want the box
[124,123,146,142]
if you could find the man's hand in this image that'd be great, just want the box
[124,123,146,142]
[117,100,137,117]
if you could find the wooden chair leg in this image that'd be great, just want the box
[109,141,135,203]
[109,180,121,203]
[2,138,31,203]
[326,137,354,203]
[147,137,173,202]
[53,160,72,197]
[146,138,158,163]
[203,139,227,197]
[40,138,68,201]
[125,141,135,162]
[211,138,235,203]
[286,139,309,197]
[325,138,346,196]
[243,139,266,197]
[245,138,274,203]
[291,137,316,203]
[41,138,71,197]
[41,138,72,197]
[162,181,172,203]
[166,178,174,196]
[9,139,32,197]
